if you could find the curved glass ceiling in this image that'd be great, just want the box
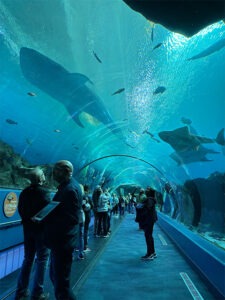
[0,0,225,190]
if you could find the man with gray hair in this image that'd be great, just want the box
[44,160,82,300]
[15,168,51,300]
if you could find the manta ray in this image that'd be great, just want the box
[158,126,225,152]
[187,38,225,60]
[20,47,123,136]
[122,0,225,37]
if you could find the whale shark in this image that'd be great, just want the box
[158,126,225,152]
[20,47,123,136]
[187,38,225,60]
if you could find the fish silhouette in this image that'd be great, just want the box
[151,27,154,42]
[122,0,225,37]
[170,146,219,165]
[216,128,225,146]
[181,117,192,125]
[27,92,36,96]
[152,43,163,51]
[153,86,166,95]
[93,51,102,63]
[143,129,160,143]
[6,119,18,125]
[187,38,225,60]
[158,126,224,152]
[111,88,125,96]
[20,47,123,136]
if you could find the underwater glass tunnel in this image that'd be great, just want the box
[0,0,224,252]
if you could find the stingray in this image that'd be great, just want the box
[170,146,220,165]
[122,0,225,37]
[20,47,123,137]
[158,126,224,152]
[187,38,225,60]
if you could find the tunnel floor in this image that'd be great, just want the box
[0,213,219,300]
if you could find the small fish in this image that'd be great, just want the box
[54,129,61,133]
[93,51,102,63]
[152,43,163,51]
[126,142,136,149]
[143,129,154,138]
[143,129,160,143]
[27,92,36,96]
[72,143,79,150]
[153,86,166,95]
[6,119,18,125]
[111,88,125,96]
[181,117,192,125]
[151,27,154,42]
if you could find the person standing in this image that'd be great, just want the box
[138,187,158,260]
[15,168,51,300]
[97,189,110,237]
[82,185,93,251]
[136,188,147,230]
[92,185,102,237]
[44,160,82,300]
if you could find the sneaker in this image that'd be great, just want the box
[152,252,157,258]
[31,292,50,300]
[84,247,91,252]
[103,234,109,238]
[77,253,85,260]
[141,254,154,260]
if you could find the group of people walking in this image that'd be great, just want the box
[15,160,158,300]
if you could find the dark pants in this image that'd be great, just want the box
[15,225,49,298]
[50,247,76,300]
[93,211,99,235]
[144,222,155,255]
[97,211,108,236]
[84,212,91,248]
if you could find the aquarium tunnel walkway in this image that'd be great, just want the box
[0,212,224,300]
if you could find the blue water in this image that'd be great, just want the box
[0,2,224,199]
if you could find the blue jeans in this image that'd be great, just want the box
[83,212,91,249]
[78,223,84,255]
[15,225,49,297]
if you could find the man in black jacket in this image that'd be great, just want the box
[44,160,82,300]
[15,168,50,300]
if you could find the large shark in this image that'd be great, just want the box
[20,47,123,136]
[158,126,225,152]
[187,38,225,60]
[170,146,219,165]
